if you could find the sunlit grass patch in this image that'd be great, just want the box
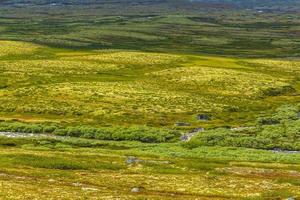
[0,81,222,119]
[0,60,120,74]
[148,65,290,98]
[244,59,300,75]
[0,40,41,56]
[0,40,299,127]
[66,50,185,66]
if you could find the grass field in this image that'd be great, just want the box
[0,40,299,199]
[0,136,299,199]
[0,41,300,199]
[0,1,300,199]
[0,40,299,129]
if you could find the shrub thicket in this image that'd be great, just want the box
[0,122,180,143]
[186,105,300,150]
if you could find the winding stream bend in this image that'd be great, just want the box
[0,132,300,154]
[0,132,65,139]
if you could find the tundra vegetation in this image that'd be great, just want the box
[0,0,300,199]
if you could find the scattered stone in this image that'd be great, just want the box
[0,132,35,138]
[180,132,197,141]
[0,132,68,140]
[286,197,295,200]
[0,173,8,177]
[82,187,99,191]
[161,160,171,164]
[196,114,210,121]
[131,187,143,193]
[126,156,139,165]
[15,176,26,180]
[272,148,300,154]
[180,127,204,141]
[48,179,55,183]
[230,126,255,131]
[72,182,82,187]
[191,127,205,133]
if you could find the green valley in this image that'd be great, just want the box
[0,1,299,199]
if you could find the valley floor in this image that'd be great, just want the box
[0,40,299,128]
[0,40,299,199]
[0,136,300,199]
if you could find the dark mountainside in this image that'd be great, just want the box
[0,0,299,10]
[0,0,299,56]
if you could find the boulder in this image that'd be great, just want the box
[131,187,140,193]
[286,197,295,200]
[196,114,210,121]
[131,187,144,193]
[126,156,139,165]
[191,127,204,133]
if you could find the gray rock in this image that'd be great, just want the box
[81,187,99,191]
[180,135,189,141]
[131,187,141,193]
[196,114,210,121]
[191,127,205,133]
[272,149,300,154]
[230,126,255,131]
[126,156,139,165]
[72,182,82,187]
[180,127,204,141]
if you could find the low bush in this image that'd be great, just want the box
[186,120,300,151]
[186,105,300,151]
[0,122,180,143]
[258,104,299,125]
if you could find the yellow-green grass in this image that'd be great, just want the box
[0,40,299,128]
[0,137,299,200]
[0,41,41,57]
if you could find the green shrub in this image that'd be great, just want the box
[258,105,299,125]
[187,112,300,151]
[0,121,179,143]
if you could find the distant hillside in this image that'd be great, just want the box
[191,0,300,8]
[0,0,299,10]
[0,0,299,57]
[0,0,233,9]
